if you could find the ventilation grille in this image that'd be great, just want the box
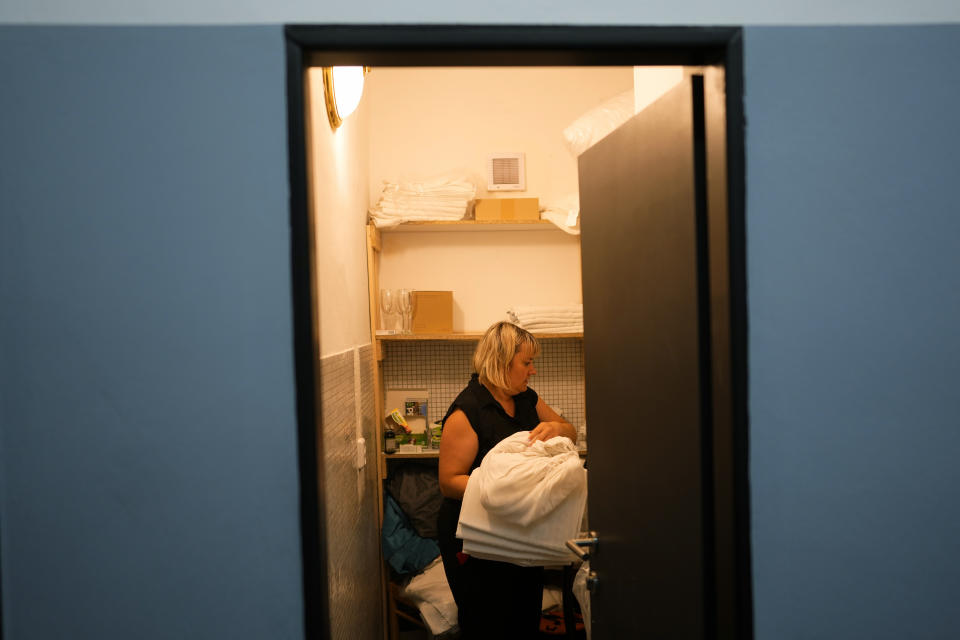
[487,152,525,191]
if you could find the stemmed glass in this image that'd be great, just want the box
[379,288,396,333]
[397,289,413,335]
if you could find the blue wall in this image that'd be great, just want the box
[0,27,304,639]
[745,26,960,639]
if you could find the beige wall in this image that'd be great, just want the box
[307,62,692,385]
[366,66,634,205]
[367,67,635,331]
[305,69,383,640]
[307,68,374,357]
[634,66,685,113]
[378,228,582,332]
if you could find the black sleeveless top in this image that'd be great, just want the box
[436,374,540,554]
[442,373,540,471]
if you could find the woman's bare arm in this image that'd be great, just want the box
[437,409,479,499]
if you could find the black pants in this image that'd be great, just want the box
[455,556,544,639]
[438,500,544,639]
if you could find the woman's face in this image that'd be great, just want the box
[506,345,537,394]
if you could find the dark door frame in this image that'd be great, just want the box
[284,24,750,640]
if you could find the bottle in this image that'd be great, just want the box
[384,428,397,454]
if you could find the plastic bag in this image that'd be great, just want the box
[572,560,592,640]
[562,90,634,157]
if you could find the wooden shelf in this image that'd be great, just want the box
[383,450,440,460]
[378,219,561,233]
[377,331,582,341]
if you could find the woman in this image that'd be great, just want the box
[437,321,577,639]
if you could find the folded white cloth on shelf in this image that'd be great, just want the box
[369,176,476,228]
[509,304,583,319]
[457,431,587,566]
[378,205,464,220]
[505,322,584,333]
[506,305,583,332]
[512,323,584,334]
[383,177,476,195]
[514,313,582,323]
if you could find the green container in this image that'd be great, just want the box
[396,432,428,447]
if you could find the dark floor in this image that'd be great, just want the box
[395,607,586,640]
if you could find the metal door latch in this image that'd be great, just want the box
[565,531,599,561]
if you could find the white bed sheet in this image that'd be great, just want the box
[399,556,459,637]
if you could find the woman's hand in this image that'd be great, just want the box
[527,420,577,444]
[532,398,577,444]
[529,397,577,443]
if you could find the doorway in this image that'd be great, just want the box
[285,25,750,640]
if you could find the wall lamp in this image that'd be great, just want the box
[322,66,369,130]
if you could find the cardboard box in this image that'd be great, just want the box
[412,291,453,334]
[474,198,540,221]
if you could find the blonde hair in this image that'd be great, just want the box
[473,321,540,393]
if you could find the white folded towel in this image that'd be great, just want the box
[369,176,476,227]
[511,305,583,317]
[512,323,583,334]
[506,305,584,333]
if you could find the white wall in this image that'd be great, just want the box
[634,67,684,113]
[305,68,383,640]
[367,67,633,206]
[306,68,373,357]
[2,0,959,24]
[378,228,583,332]
[368,67,632,331]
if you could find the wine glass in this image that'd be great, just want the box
[397,289,413,334]
[379,288,395,333]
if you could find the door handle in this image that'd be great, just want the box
[565,531,598,561]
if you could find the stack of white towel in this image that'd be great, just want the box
[506,304,583,333]
[369,176,476,228]
[457,431,587,567]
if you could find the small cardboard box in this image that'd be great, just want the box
[474,198,540,221]
[412,291,453,334]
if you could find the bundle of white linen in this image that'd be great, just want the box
[399,556,459,636]
[506,304,583,333]
[369,177,476,228]
[457,432,587,567]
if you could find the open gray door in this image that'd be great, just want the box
[579,71,734,638]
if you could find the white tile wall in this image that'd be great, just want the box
[319,346,382,640]
[382,339,585,431]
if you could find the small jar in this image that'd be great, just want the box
[384,429,397,454]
